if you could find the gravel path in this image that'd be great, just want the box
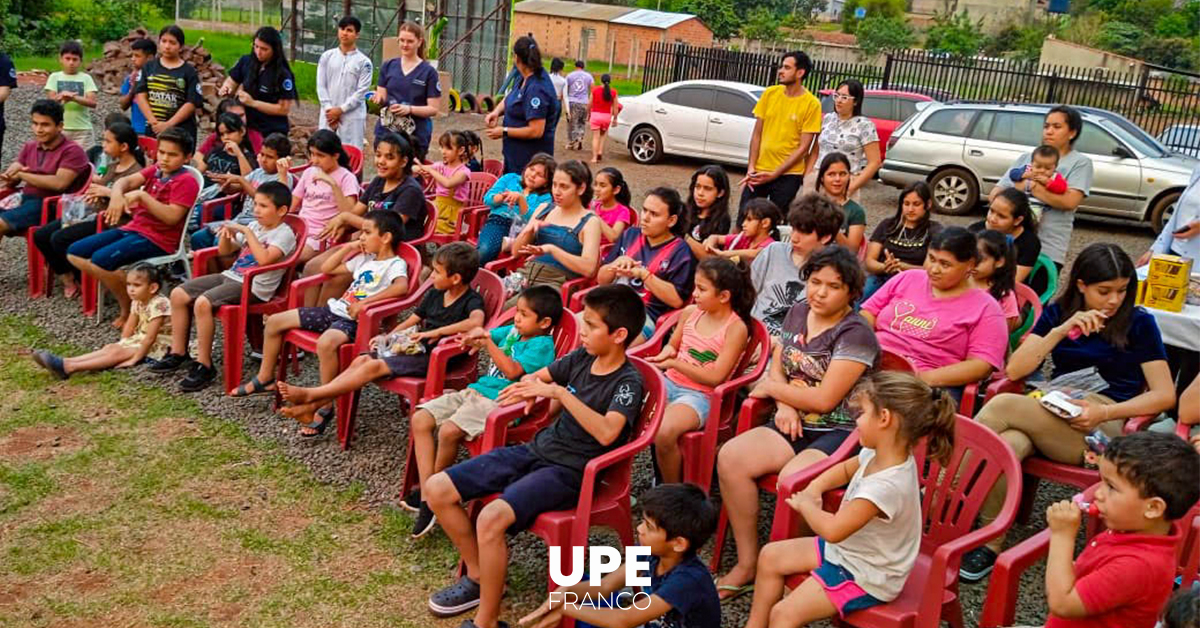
[0,87,1108,627]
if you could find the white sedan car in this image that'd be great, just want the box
[610,80,764,166]
[1158,125,1200,159]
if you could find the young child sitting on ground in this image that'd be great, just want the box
[521,483,722,628]
[423,284,647,628]
[646,257,753,484]
[227,211,412,424]
[744,371,957,628]
[274,242,486,436]
[156,181,297,392]
[1042,431,1199,628]
[32,263,171,378]
[402,284,563,538]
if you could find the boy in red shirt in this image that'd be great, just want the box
[1044,431,1199,628]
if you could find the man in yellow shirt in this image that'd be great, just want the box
[738,51,822,225]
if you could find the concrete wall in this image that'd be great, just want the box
[1038,37,1145,75]
[911,0,1040,32]
[734,37,886,66]
[513,13,713,65]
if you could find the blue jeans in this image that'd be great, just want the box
[477,213,513,264]
[861,273,889,303]
[67,229,166,271]
[191,226,218,251]
[0,194,47,232]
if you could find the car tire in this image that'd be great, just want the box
[629,126,664,164]
[929,167,979,216]
[1149,191,1181,233]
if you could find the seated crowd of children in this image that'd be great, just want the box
[2,67,1199,628]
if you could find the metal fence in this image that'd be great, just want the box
[280,0,412,68]
[642,43,1200,136]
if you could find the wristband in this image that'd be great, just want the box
[502,127,508,139]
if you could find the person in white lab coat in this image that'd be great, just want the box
[317,16,373,148]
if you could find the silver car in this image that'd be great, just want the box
[879,102,1198,231]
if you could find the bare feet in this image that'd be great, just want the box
[281,401,320,422]
[62,280,79,299]
[277,380,315,404]
[111,315,127,329]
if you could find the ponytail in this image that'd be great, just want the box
[696,257,756,327]
[601,73,613,102]
[853,371,958,466]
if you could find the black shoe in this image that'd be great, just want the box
[149,353,190,373]
[400,489,422,512]
[428,575,481,617]
[412,502,438,539]
[32,350,69,380]
[959,546,998,583]
[180,362,216,392]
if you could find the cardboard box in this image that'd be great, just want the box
[381,37,401,63]
[1142,282,1187,313]
[1147,254,1194,289]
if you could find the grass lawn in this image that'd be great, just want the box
[0,315,473,627]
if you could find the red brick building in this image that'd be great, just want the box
[512,0,713,67]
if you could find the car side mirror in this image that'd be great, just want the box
[1112,145,1134,159]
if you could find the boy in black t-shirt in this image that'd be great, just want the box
[424,284,647,628]
[522,483,722,628]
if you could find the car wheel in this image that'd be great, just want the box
[1149,191,1181,233]
[929,167,979,216]
[629,127,664,164]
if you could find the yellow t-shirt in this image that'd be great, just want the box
[751,85,823,176]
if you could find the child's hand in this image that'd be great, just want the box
[347,301,366,319]
[519,595,563,628]
[1190,433,1200,455]
[276,157,292,172]
[748,379,775,399]
[457,327,489,349]
[313,169,337,187]
[1046,500,1082,535]
[236,89,254,106]
[645,345,676,368]
[518,244,547,257]
[785,491,820,513]
[1065,399,1106,432]
[318,214,346,241]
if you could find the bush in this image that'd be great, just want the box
[1140,37,1199,70]
[855,15,915,56]
[1,0,143,55]
[1155,13,1192,39]
[742,7,783,42]
[1096,20,1144,56]
[924,10,987,57]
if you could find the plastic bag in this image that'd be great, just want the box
[60,194,93,226]
[375,327,426,357]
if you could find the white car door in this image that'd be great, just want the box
[653,86,713,155]
[704,89,758,164]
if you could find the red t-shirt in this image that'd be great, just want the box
[16,136,90,198]
[1045,525,1181,628]
[199,128,263,156]
[119,165,200,253]
[590,85,619,115]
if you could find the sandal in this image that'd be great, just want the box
[231,376,276,398]
[298,406,334,439]
[716,582,754,602]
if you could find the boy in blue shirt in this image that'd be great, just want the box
[521,483,722,628]
[403,284,563,538]
[120,38,156,135]
[425,284,646,628]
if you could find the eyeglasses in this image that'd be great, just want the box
[832,94,855,102]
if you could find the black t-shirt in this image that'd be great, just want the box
[641,555,722,628]
[136,59,205,140]
[869,217,943,271]
[0,53,16,134]
[414,287,486,350]
[967,219,1041,268]
[203,142,257,185]
[230,55,298,136]
[528,348,644,473]
[362,175,427,242]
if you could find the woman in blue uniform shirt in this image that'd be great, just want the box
[484,36,558,175]
[372,22,443,160]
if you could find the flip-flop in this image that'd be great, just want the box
[715,582,754,603]
[230,376,276,398]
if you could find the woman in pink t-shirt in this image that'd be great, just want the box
[860,226,1009,400]
[286,129,360,261]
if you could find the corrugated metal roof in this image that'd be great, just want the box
[609,8,695,29]
[513,0,636,21]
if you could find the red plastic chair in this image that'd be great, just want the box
[138,136,158,162]
[337,269,507,449]
[775,415,1023,628]
[343,145,364,180]
[198,193,243,227]
[190,214,308,393]
[25,164,95,299]
[1009,282,1042,350]
[471,358,667,588]
[628,312,771,493]
[395,310,580,500]
[482,158,503,179]
[274,241,423,447]
[980,483,1200,627]
[426,172,496,246]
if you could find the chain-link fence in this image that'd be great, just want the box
[176,0,280,32]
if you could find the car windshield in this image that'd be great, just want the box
[1096,117,1168,157]
[751,89,764,100]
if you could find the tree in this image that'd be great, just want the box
[1096,20,1145,56]
[1155,13,1192,39]
[742,7,783,42]
[672,0,740,39]
[1139,37,1198,70]
[924,10,987,57]
[781,0,828,32]
[855,15,915,56]
[841,0,905,34]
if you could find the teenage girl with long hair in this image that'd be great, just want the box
[218,26,297,136]
[684,164,732,259]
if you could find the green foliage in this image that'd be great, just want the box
[1060,11,1107,48]
[1155,13,1191,39]
[426,16,448,60]
[1096,20,1145,56]
[985,16,1059,62]
[674,0,740,39]
[742,7,783,42]
[1109,0,1173,31]
[924,11,987,57]
[855,15,915,56]
[781,0,829,32]
[1,0,144,56]
[841,0,905,34]
[1139,37,1198,70]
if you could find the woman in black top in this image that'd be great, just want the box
[218,27,298,137]
[136,24,205,141]
[863,181,941,300]
[969,186,1041,285]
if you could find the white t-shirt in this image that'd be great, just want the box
[549,73,568,107]
[327,253,408,318]
[222,221,298,301]
[823,447,921,602]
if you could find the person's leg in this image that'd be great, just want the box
[59,343,138,374]
[476,215,512,264]
[168,285,196,356]
[193,296,218,366]
[769,574,838,628]
[412,408,441,487]
[50,220,98,295]
[744,537,822,628]
[975,393,1050,552]
[250,309,303,388]
[67,229,129,323]
[425,470,478,569]
[768,175,804,213]
[714,425,802,590]
[435,421,467,473]
[315,328,353,385]
[33,220,61,289]
[591,126,602,162]
[472,499,517,628]
[0,195,44,238]
[278,353,391,406]
[73,231,164,326]
[655,401,702,485]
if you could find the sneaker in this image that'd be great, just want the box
[959,546,998,583]
[428,575,481,617]
[180,362,217,392]
[412,502,437,539]
[32,350,69,380]
[149,353,190,373]
[400,489,422,512]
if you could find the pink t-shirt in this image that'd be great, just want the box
[724,232,774,250]
[861,269,1008,372]
[591,200,634,229]
[119,165,201,253]
[294,165,361,247]
[997,289,1019,320]
[431,162,470,202]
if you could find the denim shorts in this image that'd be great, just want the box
[0,194,47,232]
[663,376,712,427]
[67,228,167,271]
